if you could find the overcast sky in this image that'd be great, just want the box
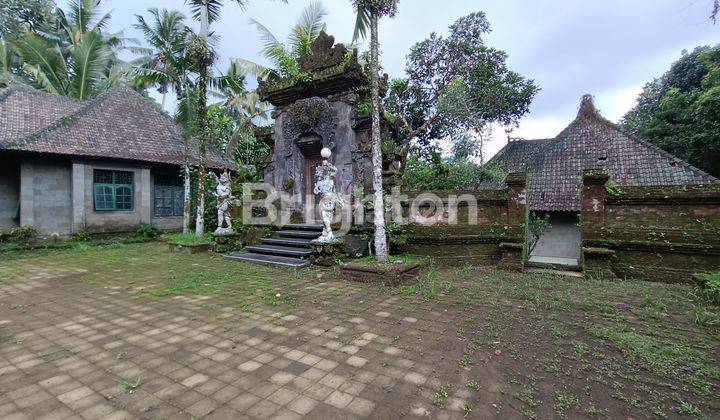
[77,0,719,159]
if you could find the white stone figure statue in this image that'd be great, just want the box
[313,148,344,243]
[209,170,236,235]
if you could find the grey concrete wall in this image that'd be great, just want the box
[19,160,73,235]
[80,161,151,233]
[12,157,184,235]
[530,211,582,261]
[0,157,20,230]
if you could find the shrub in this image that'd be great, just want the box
[10,226,38,242]
[73,231,92,242]
[696,271,720,304]
[403,155,506,190]
[138,223,162,239]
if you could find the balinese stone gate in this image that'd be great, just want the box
[581,169,720,282]
[393,172,528,269]
[258,32,378,217]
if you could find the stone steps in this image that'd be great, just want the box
[276,230,322,239]
[223,252,309,268]
[224,223,321,268]
[245,244,313,258]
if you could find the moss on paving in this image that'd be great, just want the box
[3,242,719,418]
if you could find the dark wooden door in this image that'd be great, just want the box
[305,157,322,220]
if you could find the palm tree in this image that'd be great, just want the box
[217,62,271,167]
[237,0,327,80]
[132,8,187,111]
[185,0,286,237]
[351,0,399,261]
[8,0,129,99]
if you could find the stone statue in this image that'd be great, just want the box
[313,148,344,243]
[209,170,236,235]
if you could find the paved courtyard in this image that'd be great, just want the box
[0,243,718,419]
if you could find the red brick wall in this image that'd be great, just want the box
[582,169,720,282]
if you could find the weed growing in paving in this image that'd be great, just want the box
[554,392,580,414]
[118,377,142,392]
[434,385,452,407]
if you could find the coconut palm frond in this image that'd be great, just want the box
[10,33,68,94]
[289,0,328,57]
[230,57,271,79]
[70,30,113,99]
[352,4,370,43]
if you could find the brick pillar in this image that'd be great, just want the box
[581,169,616,279]
[581,169,610,241]
[505,171,527,239]
[498,172,527,271]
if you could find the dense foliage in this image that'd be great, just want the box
[0,0,54,40]
[621,45,720,177]
[2,0,132,99]
[385,12,538,162]
[403,154,506,190]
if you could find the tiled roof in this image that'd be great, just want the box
[489,95,719,211]
[0,84,237,170]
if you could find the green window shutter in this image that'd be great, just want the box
[93,170,134,211]
[94,184,114,211]
[154,174,184,217]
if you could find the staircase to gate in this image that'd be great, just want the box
[223,224,322,268]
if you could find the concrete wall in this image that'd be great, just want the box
[581,169,720,282]
[6,155,185,235]
[19,159,73,235]
[0,157,20,230]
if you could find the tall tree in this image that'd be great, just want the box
[185,0,285,236]
[352,0,399,262]
[621,45,720,177]
[133,7,197,234]
[385,12,538,164]
[132,8,187,110]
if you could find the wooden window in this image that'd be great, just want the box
[93,169,134,211]
[154,174,184,217]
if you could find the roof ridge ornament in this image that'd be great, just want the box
[298,31,352,73]
[577,93,602,120]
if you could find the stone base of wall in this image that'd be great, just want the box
[497,242,525,272]
[405,240,503,266]
[583,246,617,280]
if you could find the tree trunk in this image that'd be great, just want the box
[182,134,191,235]
[195,66,208,236]
[195,6,210,237]
[370,13,389,261]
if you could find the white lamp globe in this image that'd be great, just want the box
[320,148,332,159]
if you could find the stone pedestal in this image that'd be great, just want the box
[340,261,428,286]
[212,233,243,254]
[309,238,346,266]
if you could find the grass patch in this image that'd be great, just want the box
[350,254,429,265]
[585,323,716,395]
[162,232,213,245]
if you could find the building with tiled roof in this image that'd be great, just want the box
[0,83,236,235]
[490,94,719,212]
